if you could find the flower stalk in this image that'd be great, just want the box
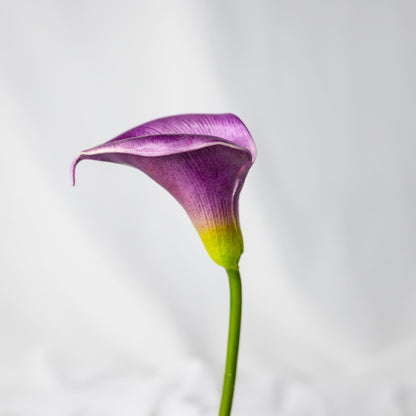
[219,268,242,416]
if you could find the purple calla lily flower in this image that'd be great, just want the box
[72,114,256,414]
[71,114,256,270]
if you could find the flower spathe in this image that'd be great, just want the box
[71,114,256,269]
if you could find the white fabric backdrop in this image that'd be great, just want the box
[1,0,415,414]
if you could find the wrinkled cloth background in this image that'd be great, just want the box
[1,1,415,415]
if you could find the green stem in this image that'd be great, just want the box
[219,268,242,416]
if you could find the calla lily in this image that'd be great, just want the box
[71,113,255,416]
[71,113,256,270]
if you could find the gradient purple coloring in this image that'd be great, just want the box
[71,114,256,269]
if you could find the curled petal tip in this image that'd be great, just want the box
[70,155,81,186]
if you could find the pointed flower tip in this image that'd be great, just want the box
[71,113,255,268]
[70,155,81,186]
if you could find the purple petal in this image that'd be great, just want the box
[108,113,256,161]
[71,115,255,269]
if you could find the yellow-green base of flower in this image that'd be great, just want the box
[198,224,243,269]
